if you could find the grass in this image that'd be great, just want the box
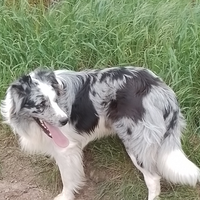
[0,0,200,199]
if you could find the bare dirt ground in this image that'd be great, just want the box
[0,125,100,200]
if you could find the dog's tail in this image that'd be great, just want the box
[157,112,200,186]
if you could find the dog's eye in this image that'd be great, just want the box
[39,100,46,106]
[36,100,46,109]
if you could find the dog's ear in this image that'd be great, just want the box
[20,75,32,87]
[11,84,25,94]
[44,70,63,95]
[11,75,32,96]
[34,68,59,86]
[9,75,32,115]
[34,68,63,95]
[50,73,64,96]
[47,71,59,86]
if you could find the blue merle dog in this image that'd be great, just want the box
[1,66,200,200]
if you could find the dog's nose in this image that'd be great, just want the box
[59,117,68,126]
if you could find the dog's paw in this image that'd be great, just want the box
[54,193,74,200]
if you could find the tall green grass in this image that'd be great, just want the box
[1,0,200,199]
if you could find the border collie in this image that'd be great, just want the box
[1,66,200,200]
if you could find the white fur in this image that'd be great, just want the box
[157,140,200,186]
[128,154,161,200]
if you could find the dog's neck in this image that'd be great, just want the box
[55,70,89,115]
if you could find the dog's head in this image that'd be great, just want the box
[1,69,68,139]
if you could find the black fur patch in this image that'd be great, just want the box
[70,78,99,133]
[163,130,170,139]
[107,69,159,123]
[127,128,132,135]
[20,75,32,86]
[136,156,143,168]
[90,75,97,86]
[168,111,178,130]
[164,110,178,138]
[24,99,36,109]
[163,106,171,120]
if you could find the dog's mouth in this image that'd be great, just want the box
[33,117,69,148]
[34,118,52,138]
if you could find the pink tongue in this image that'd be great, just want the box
[45,122,69,148]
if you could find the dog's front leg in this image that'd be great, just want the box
[54,146,85,200]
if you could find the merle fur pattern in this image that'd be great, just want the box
[1,66,200,200]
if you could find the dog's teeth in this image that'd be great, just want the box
[39,120,45,126]
[34,118,51,137]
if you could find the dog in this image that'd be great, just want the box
[1,66,200,200]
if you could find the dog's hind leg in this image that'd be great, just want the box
[128,154,161,200]
[53,145,85,200]
[113,119,162,200]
